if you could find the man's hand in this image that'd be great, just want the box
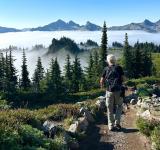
[122,75,127,82]
[100,77,104,89]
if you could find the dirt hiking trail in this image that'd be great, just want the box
[79,106,151,150]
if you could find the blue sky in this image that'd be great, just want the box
[0,0,160,28]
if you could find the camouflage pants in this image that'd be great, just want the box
[106,91,123,128]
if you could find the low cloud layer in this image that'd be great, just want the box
[0,30,159,78]
[0,30,160,49]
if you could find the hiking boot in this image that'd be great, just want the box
[115,124,122,131]
[108,126,116,131]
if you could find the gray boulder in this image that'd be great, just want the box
[78,117,89,131]
[68,117,89,133]
[68,121,79,133]
[130,99,137,105]
[96,96,106,110]
[139,110,151,120]
[43,120,62,138]
[137,97,143,107]
[137,100,142,107]
[125,93,138,103]
[80,107,95,122]
[152,94,157,99]
[141,102,150,109]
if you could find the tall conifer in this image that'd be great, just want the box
[20,50,30,90]
[123,33,133,78]
[64,54,72,92]
[99,21,108,72]
[32,57,44,92]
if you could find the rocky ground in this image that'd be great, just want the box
[79,106,151,150]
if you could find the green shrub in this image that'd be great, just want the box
[151,126,160,150]
[19,125,45,147]
[63,116,74,128]
[0,126,21,150]
[0,99,11,109]
[136,118,154,136]
[0,102,98,149]
[10,109,41,128]
[127,76,160,86]
[136,83,151,89]
[35,104,80,122]
[137,88,150,97]
[125,80,136,87]
[68,89,105,102]
[19,125,64,150]
[52,135,68,150]
[84,100,99,118]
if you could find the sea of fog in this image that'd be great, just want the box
[1,30,160,49]
[0,30,159,78]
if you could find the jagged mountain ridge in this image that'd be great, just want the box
[109,19,160,32]
[30,19,101,31]
[1,19,160,33]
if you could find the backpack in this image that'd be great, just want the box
[105,65,122,92]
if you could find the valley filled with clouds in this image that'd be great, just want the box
[0,30,159,77]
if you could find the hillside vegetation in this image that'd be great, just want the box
[47,37,82,54]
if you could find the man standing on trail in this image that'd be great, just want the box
[100,54,125,131]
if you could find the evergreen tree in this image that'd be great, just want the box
[133,42,143,78]
[85,53,94,89]
[20,50,30,90]
[0,53,5,91]
[8,50,17,92]
[47,58,63,98]
[86,52,94,80]
[99,21,108,72]
[5,52,9,92]
[3,51,17,94]
[71,55,83,92]
[123,33,133,78]
[64,54,72,92]
[32,57,44,92]
[142,46,152,76]
[92,50,100,87]
[123,39,153,79]
[93,50,100,78]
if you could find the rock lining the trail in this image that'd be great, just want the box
[136,95,160,121]
[96,96,106,110]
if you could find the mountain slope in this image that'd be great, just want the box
[1,19,160,33]
[109,19,159,32]
[31,20,101,31]
[0,26,20,33]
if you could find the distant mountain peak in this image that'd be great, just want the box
[56,19,65,23]
[82,21,101,31]
[144,19,151,22]
[143,19,154,26]
[68,20,76,24]
[86,21,95,25]
[109,19,160,33]
[86,21,91,24]
[156,19,160,24]
[68,20,80,26]
[30,20,101,31]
